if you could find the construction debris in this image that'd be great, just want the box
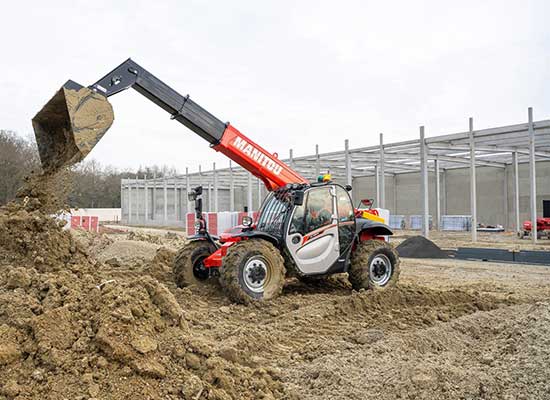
[395,235,449,259]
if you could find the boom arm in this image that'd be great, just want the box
[90,59,308,191]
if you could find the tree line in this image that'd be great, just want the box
[0,130,178,208]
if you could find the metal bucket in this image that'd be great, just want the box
[32,80,114,172]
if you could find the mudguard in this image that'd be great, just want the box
[231,231,280,247]
[356,217,394,236]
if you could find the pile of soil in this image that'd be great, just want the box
[127,231,164,245]
[396,235,449,259]
[0,174,291,400]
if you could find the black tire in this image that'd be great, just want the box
[173,241,217,288]
[220,239,286,304]
[348,240,400,291]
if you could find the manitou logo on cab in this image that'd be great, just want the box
[232,137,283,175]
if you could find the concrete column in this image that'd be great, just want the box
[247,173,253,212]
[144,175,148,222]
[528,107,537,243]
[379,133,385,208]
[258,178,262,209]
[393,174,397,214]
[174,178,178,221]
[374,164,380,206]
[163,178,168,224]
[289,149,295,169]
[135,175,140,223]
[185,167,191,217]
[207,183,212,212]
[504,165,509,230]
[120,179,123,224]
[434,158,441,231]
[127,181,132,224]
[469,117,477,242]
[344,139,352,187]
[213,163,218,212]
[420,126,429,238]
[229,161,235,211]
[513,152,520,232]
[315,144,320,177]
[442,169,447,215]
[152,172,156,221]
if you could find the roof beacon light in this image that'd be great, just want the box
[317,173,332,183]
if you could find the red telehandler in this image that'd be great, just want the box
[32,59,400,303]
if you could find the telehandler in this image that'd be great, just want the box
[33,58,400,303]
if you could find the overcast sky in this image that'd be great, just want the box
[1,0,549,173]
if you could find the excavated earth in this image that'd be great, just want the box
[1,182,550,399]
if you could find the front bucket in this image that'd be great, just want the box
[32,80,114,172]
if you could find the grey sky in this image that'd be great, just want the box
[1,0,548,173]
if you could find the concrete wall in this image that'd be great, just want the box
[352,161,550,229]
[121,182,265,226]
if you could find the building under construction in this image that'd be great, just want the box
[121,108,550,242]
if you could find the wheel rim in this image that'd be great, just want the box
[193,256,209,281]
[369,254,392,286]
[243,256,270,293]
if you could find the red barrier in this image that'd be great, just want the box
[71,216,81,229]
[81,216,90,230]
[186,213,195,235]
[90,216,99,233]
[207,213,218,235]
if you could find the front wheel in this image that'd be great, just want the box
[348,240,400,290]
[220,239,286,303]
[173,240,217,288]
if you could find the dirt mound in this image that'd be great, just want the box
[0,270,289,399]
[128,230,163,244]
[283,301,550,400]
[396,235,449,258]
[71,228,113,255]
[0,172,290,399]
[0,208,91,273]
[143,247,176,283]
[96,240,160,264]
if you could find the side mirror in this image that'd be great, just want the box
[292,190,305,206]
[345,184,352,192]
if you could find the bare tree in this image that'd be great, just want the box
[0,130,39,204]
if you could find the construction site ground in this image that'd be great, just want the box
[1,212,550,399]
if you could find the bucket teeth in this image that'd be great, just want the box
[32,81,114,172]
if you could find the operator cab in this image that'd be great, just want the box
[250,180,370,277]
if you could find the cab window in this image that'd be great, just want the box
[336,186,354,222]
[290,188,333,235]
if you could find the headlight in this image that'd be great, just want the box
[242,216,253,227]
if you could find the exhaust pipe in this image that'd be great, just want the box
[32,80,114,172]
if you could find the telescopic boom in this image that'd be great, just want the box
[33,58,308,190]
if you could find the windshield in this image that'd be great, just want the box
[255,193,290,237]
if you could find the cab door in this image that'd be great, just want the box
[285,186,340,275]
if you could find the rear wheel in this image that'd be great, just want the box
[348,240,400,290]
[173,241,217,288]
[220,239,286,303]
